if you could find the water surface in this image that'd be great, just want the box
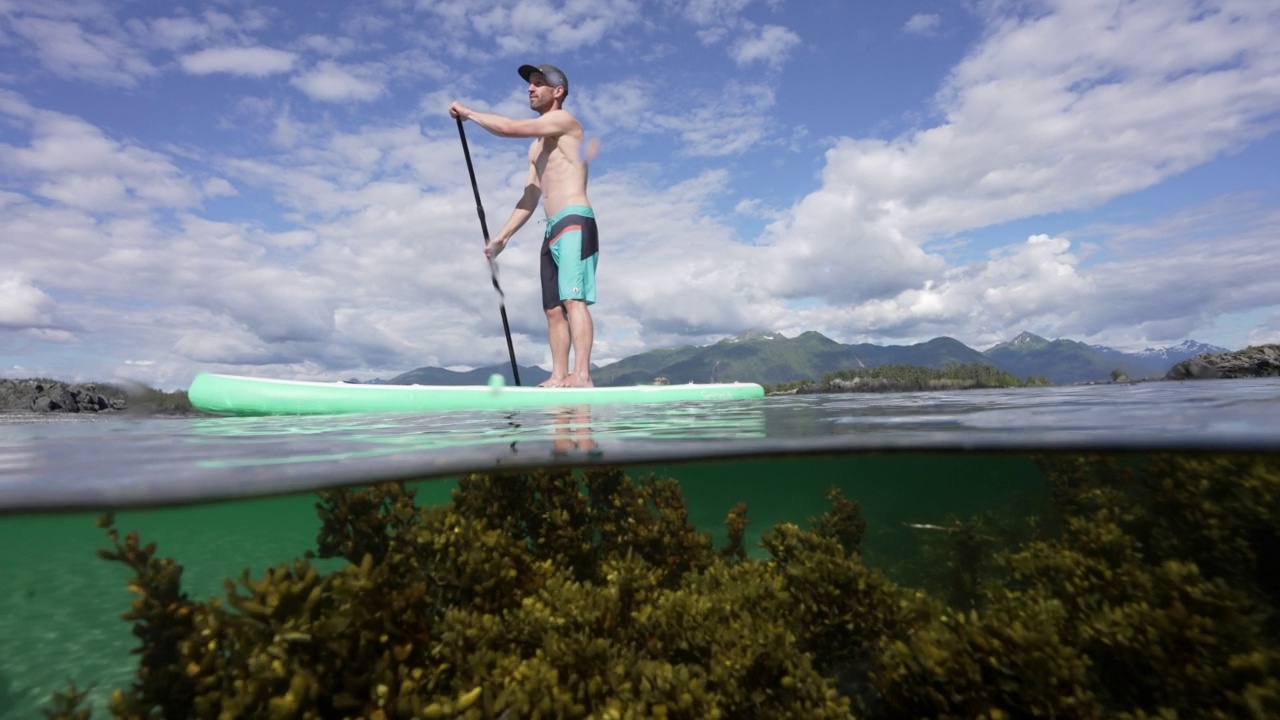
[1,379,1277,718]
[3,379,1276,512]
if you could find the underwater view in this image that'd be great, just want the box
[1,380,1279,718]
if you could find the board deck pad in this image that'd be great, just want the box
[188,373,765,416]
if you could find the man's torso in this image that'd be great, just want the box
[529,115,590,218]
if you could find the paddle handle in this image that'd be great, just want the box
[456,117,521,387]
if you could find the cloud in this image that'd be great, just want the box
[714,0,1280,352]
[9,15,156,86]
[755,0,1280,310]
[290,61,385,102]
[674,0,798,70]
[1065,195,1280,339]
[676,82,777,156]
[143,15,211,51]
[917,0,1279,231]
[903,13,941,36]
[179,46,297,76]
[0,104,203,212]
[680,0,761,27]
[420,0,642,55]
[1245,314,1280,346]
[580,79,776,157]
[0,275,59,329]
[730,24,800,68]
[202,177,237,198]
[847,233,1092,339]
[756,191,1280,350]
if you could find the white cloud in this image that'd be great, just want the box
[0,275,59,329]
[290,61,385,102]
[903,13,941,36]
[173,324,296,366]
[680,0,758,27]
[422,0,642,55]
[676,83,777,156]
[179,46,297,76]
[202,177,237,198]
[730,24,800,68]
[10,15,156,86]
[754,0,1280,312]
[142,15,210,51]
[0,108,203,212]
[1245,314,1280,347]
[580,79,776,157]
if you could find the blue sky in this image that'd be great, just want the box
[2,0,1278,389]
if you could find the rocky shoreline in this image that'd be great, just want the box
[0,378,196,415]
[1165,344,1280,380]
[0,378,128,413]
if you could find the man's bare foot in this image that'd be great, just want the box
[566,374,594,388]
[538,375,569,388]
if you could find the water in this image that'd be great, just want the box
[1,379,1278,718]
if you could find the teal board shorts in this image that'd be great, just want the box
[541,205,599,311]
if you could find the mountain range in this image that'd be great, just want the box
[384,331,1230,387]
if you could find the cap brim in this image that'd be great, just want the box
[518,64,540,82]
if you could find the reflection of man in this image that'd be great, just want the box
[552,406,598,455]
[449,63,599,388]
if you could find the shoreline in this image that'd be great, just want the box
[0,378,193,415]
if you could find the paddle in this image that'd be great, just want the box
[456,116,521,387]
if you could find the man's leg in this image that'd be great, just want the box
[563,299,593,387]
[541,305,571,387]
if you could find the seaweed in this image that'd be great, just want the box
[45,453,1280,719]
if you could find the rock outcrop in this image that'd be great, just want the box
[0,379,127,413]
[1165,344,1280,380]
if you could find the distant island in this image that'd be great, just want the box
[767,362,1051,395]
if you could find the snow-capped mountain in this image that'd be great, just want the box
[1132,340,1230,362]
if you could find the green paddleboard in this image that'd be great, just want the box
[188,373,765,416]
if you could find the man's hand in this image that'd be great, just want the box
[449,101,470,120]
[484,237,508,260]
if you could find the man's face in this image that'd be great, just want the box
[528,73,560,111]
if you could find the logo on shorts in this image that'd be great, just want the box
[572,286,580,294]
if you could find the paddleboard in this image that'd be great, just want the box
[188,372,765,416]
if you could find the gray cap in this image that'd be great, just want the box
[518,63,568,96]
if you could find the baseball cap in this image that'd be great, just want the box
[518,63,569,96]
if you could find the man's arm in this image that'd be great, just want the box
[485,165,541,260]
[450,102,577,139]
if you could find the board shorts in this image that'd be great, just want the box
[541,205,599,311]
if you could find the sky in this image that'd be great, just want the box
[2,0,1279,389]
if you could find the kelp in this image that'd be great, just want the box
[45,453,1280,719]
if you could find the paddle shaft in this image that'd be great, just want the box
[456,116,521,386]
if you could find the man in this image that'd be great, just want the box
[449,63,599,388]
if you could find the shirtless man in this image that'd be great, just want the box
[449,63,598,388]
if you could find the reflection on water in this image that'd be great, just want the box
[3,450,1278,718]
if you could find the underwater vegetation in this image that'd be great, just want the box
[46,453,1280,719]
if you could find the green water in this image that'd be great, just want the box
[4,450,1276,718]
[0,453,1046,717]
